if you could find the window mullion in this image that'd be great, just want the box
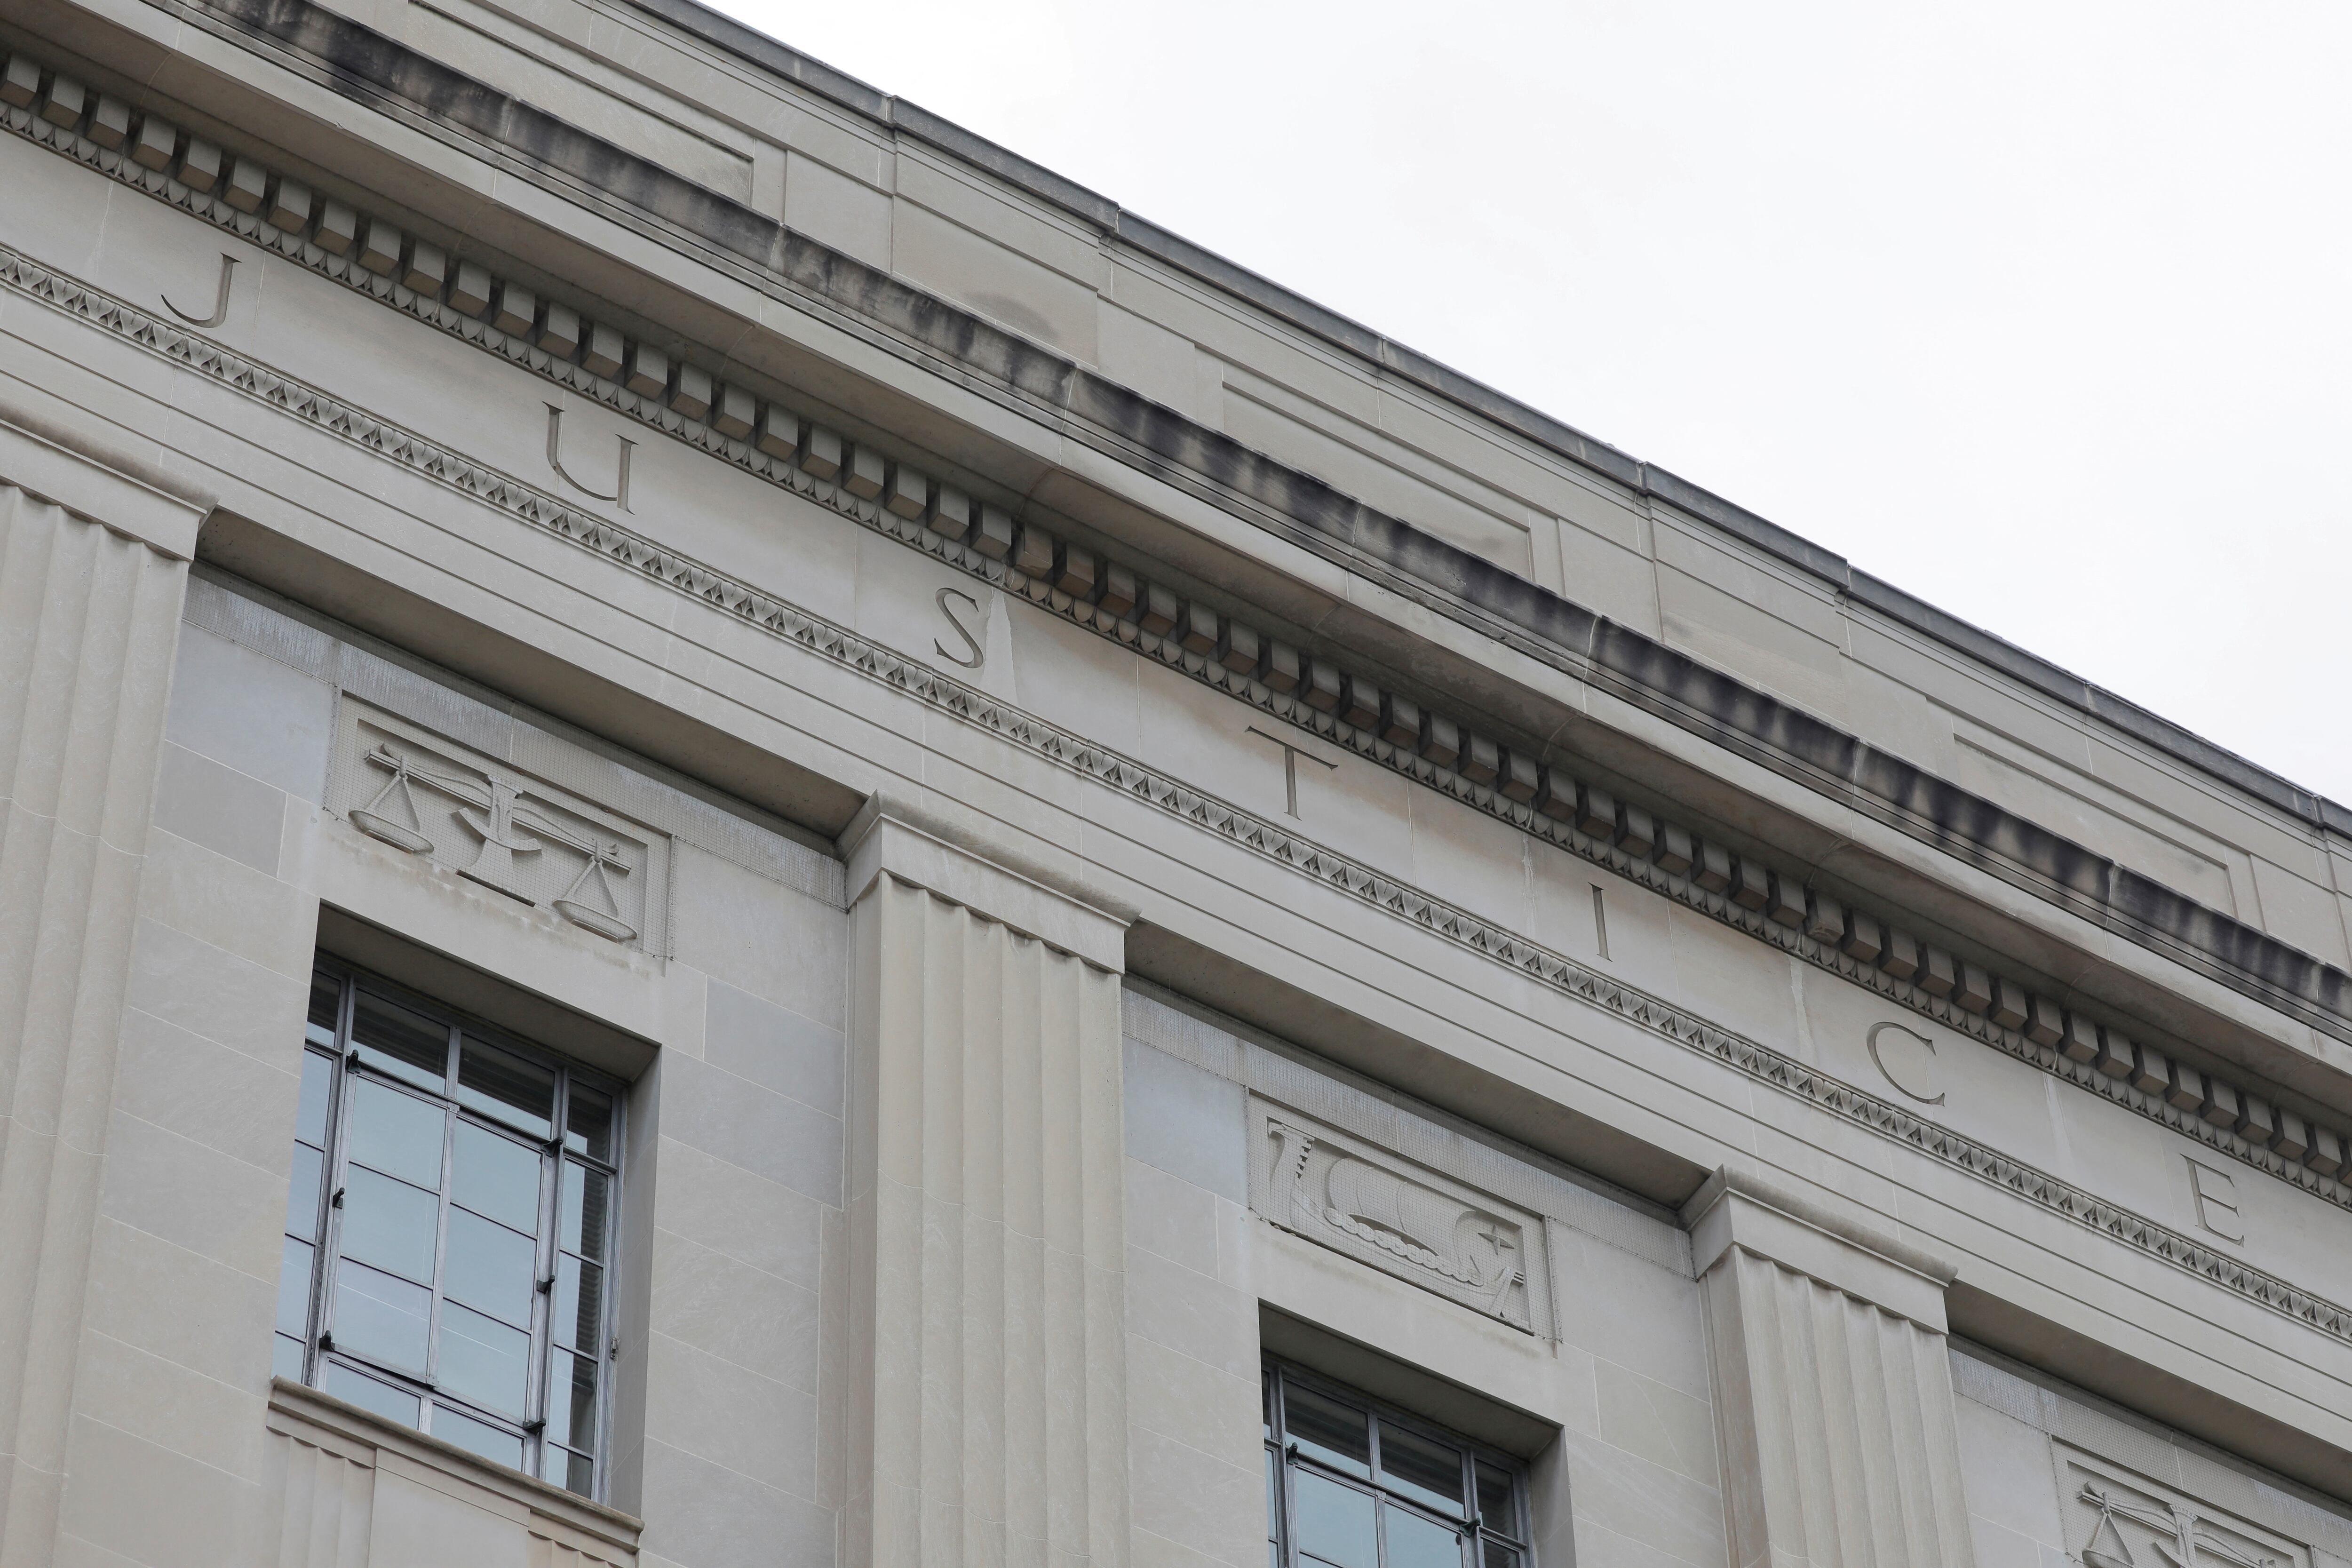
[315,1000,358,1367]
[423,1098,456,1402]
[305,973,358,1381]
[527,1131,558,1472]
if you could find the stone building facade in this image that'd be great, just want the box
[1,2,2349,1567]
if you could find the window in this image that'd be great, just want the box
[277,961,621,1500]
[1265,1362,1532,1568]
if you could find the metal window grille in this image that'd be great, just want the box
[1265,1360,1533,1568]
[275,960,624,1500]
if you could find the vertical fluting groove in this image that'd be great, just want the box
[0,487,187,1568]
[854,876,1128,1568]
[268,1436,376,1568]
[1707,1250,1974,1568]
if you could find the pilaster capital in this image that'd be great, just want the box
[836,794,1132,972]
[0,409,212,560]
[1682,1167,1958,1332]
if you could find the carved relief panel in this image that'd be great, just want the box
[2061,1446,2311,1568]
[328,700,672,955]
[1246,1096,1550,1333]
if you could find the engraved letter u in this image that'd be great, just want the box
[545,403,634,510]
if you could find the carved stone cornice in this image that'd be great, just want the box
[11,9,2348,1057]
[11,239,2352,1355]
[14,135,2346,1200]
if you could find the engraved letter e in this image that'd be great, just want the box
[2185,1157,2244,1242]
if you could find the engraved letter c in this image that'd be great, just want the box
[934,588,985,670]
[1867,1020,1946,1106]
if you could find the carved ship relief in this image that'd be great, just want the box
[1251,1100,1545,1333]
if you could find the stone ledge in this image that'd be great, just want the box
[1683,1167,1959,1332]
[0,410,209,558]
[266,1376,643,1553]
[837,794,1133,971]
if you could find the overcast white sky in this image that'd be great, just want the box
[713,0,2352,806]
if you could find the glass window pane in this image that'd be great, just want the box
[458,1040,554,1140]
[330,1261,431,1373]
[1377,1423,1465,1516]
[564,1082,613,1162]
[307,969,341,1049]
[552,1255,603,1353]
[286,1144,324,1242]
[1383,1505,1466,1568]
[1284,1383,1372,1480]
[1480,1543,1520,1568]
[1293,1472,1378,1568]
[347,1080,446,1190]
[1267,1448,1281,1548]
[1473,1462,1514,1535]
[541,1446,593,1497]
[452,1122,542,1234]
[436,1301,530,1417]
[297,1051,334,1148]
[560,1163,609,1263]
[340,1166,441,1284]
[543,1350,599,1453]
[273,1332,306,1381]
[277,1237,315,1337]
[324,1361,420,1428]
[431,1404,524,1471]
[352,990,448,1092]
[444,1208,536,1327]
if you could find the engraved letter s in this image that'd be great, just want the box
[934,588,985,670]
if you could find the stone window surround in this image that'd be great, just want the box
[6,12,2346,1062]
[266,1375,643,1562]
[282,956,628,1499]
[1263,1357,1536,1568]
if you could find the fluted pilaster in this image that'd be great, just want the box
[1686,1170,1975,1568]
[844,807,1130,1568]
[0,483,189,1568]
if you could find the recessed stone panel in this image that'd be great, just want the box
[327,698,673,955]
[1245,1094,1549,1334]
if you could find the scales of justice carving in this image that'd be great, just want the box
[348,740,643,945]
[2071,1473,2288,1568]
[1260,1115,1536,1331]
